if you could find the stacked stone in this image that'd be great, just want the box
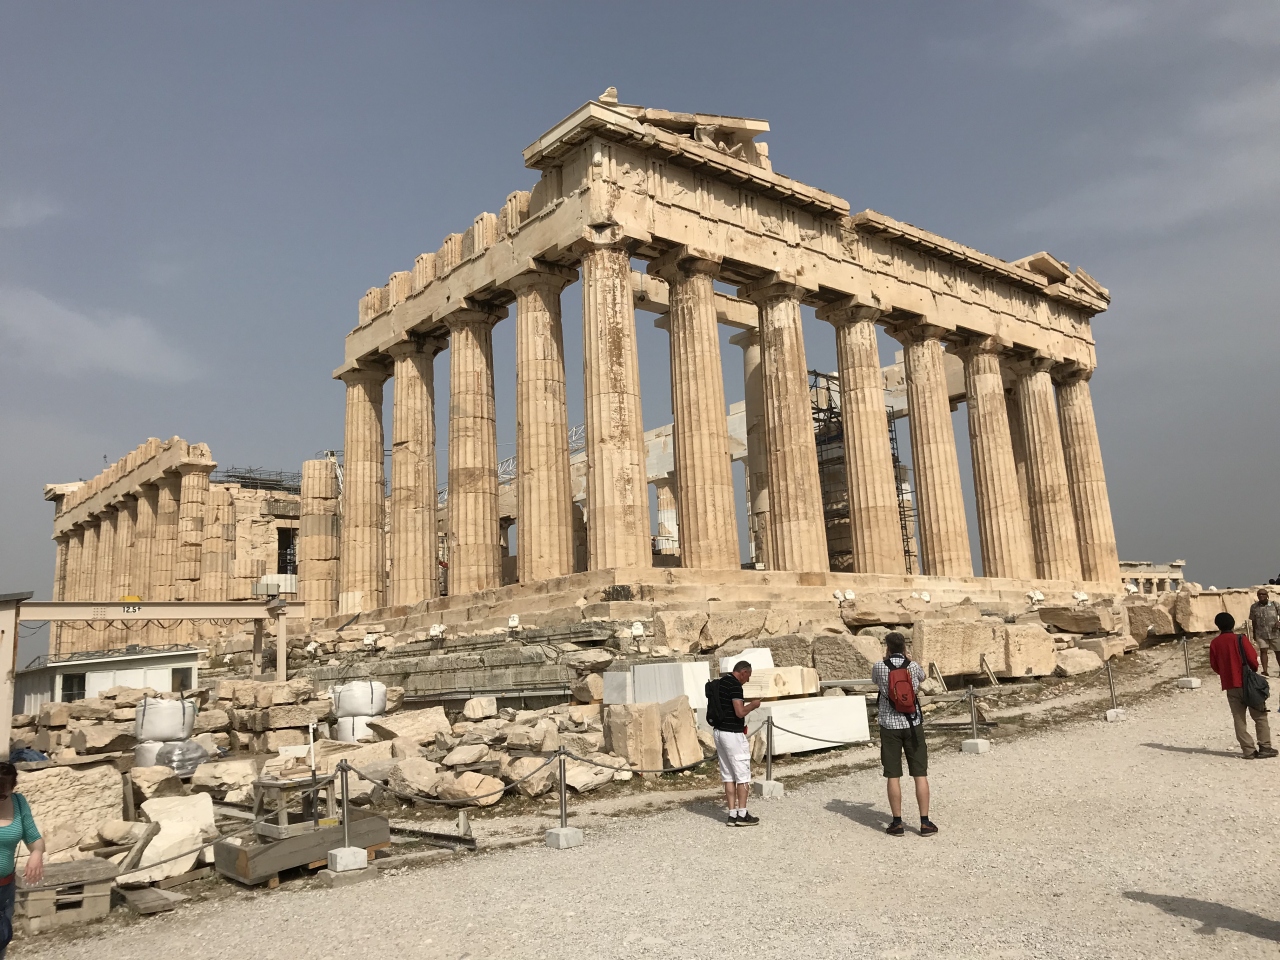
[208,676,332,754]
[200,486,235,602]
[299,459,342,621]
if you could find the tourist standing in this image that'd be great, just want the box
[1209,612,1276,759]
[0,762,45,957]
[710,661,762,826]
[871,632,937,836]
[1248,588,1280,676]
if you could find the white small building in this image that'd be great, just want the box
[13,645,202,716]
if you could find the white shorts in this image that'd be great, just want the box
[713,728,752,783]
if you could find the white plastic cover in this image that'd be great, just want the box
[332,681,387,719]
[155,739,210,778]
[133,740,165,768]
[333,715,376,743]
[134,698,197,742]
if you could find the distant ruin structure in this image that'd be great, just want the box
[321,92,1119,619]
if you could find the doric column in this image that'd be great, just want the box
[1014,357,1083,581]
[200,486,234,601]
[730,328,771,568]
[578,243,651,569]
[151,475,181,602]
[175,464,212,600]
[889,321,972,577]
[339,364,390,614]
[66,527,84,602]
[300,458,342,620]
[97,507,118,603]
[742,275,828,572]
[131,484,158,601]
[957,338,1035,580]
[816,298,905,574]
[388,338,443,606]
[1055,367,1121,584]
[52,535,69,655]
[113,498,136,598]
[445,307,504,596]
[1005,388,1037,554]
[651,250,740,570]
[654,478,679,554]
[509,265,577,582]
[81,520,101,600]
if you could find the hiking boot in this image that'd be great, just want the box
[886,819,905,836]
[1259,746,1279,758]
[920,818,939,836]
[1243,752,1259,760]
[736,812,760,826]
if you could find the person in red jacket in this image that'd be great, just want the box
[1208,611,1276,759]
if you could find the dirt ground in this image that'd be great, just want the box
[17,641,1280,959]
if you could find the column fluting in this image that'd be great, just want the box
[1055,369,1121,584]
[730,328,771,568]
[151,476,181,603]
[339,365,390,614]
[299,458,342,620]
[388,339,442,606]
[175,464,212,600]
[131,484,158,601]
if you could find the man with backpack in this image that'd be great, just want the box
[871,632,937,836]
[1248,588,1280,675]
[1209,611,1276,759]
[705,660,762,826]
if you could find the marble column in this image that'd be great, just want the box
[52,535,69,655]
[651,251,740,570]
[113,498,136,598]
[1055,368,1121,584]
[299,459,342,620]
[66,528,84,602]
[891,321,972,577]
[200,486,234,601]
[175,464,212,600]
[131,484,158,601]
[1005,389,1036,554]
[958,339,1035,580]
[445,307,504,596]
[152,476,181,602]
[82,520,101,601]
[1015,358,1082,581]
[742,276,827,572]
[654,478,679,554]
[97,506,118,603]
[388,339,442,606]
[579,243,651,569]
[730,328,771,568]
[510,265,577,582]
[816,299,905,574]
[339,365,390,614]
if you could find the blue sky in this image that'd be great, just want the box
[4,2,1279,659]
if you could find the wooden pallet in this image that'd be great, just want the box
[214,810,390,887]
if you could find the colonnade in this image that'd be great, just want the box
[338,247,1121,613]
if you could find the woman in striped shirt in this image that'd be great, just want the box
[0,762,44,957]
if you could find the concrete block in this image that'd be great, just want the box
[1105,708,1127,723]
[318,865,378,888]
[720,647,774,674]
[961,739,991,754]
[751,779,784,798]
[327,846,369,872]
[632,661,710,708]
[602,671,633,705]
[1176,677,1202,689]
[745,696,870,754]
[545,826,584,849]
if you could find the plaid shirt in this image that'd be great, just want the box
[1250,601,1280,641]
[872,656,925,730]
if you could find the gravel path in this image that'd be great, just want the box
[19,669,1280,960]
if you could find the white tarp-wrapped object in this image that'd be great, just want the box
[332,681,387,719]
[155,740,210,778]
[135,698,197,742]
[334,716,377,743]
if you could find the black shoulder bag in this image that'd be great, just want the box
[1239,634,1270,711]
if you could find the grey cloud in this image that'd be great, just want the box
[0,193,62,229]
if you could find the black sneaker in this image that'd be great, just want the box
[725,815,737,826]
[736,812,760,826]
[920,818,939,836]
[1258,747,1278,758]
[886,819,905,836]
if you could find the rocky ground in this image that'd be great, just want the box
[18,642,1280,960]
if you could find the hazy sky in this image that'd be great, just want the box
[3,2,1279,661]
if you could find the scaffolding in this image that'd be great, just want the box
[885,410,918,575]
[211,465,302,495]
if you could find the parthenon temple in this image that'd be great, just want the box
[312,90,1120,628]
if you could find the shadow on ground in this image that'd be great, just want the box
[825,799,889,834]
[1125,892,1280,941]
[1140,742,1240,760]
[681,799,728,823]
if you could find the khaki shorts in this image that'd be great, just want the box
[880,725,928,779]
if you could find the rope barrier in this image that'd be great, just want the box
[763,721,863,747]
[558,750,711,776]
[344,754,560,807]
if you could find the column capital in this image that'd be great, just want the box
[441,303,506,331]
[505,261,578,296]
[885,316,950,346]
[338,360,392,386]
[815,294,884,327]
[728,327,759,349]
[566,235,636,260]
[646,245,722,284]
[386,334,446,361]
[176,461,215,478]
[1051,359,1094,385]
[739,271,816,304]
[952,334,1012,361]
[1008,353,1057,378]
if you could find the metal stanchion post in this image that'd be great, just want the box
[753,715,784,798]
[546,749,582,849]
[321,760,372,883]
[1104,659,1126,721]
[1177,638,1201,689]
[961,685,990,754]
[340,762,351,850]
